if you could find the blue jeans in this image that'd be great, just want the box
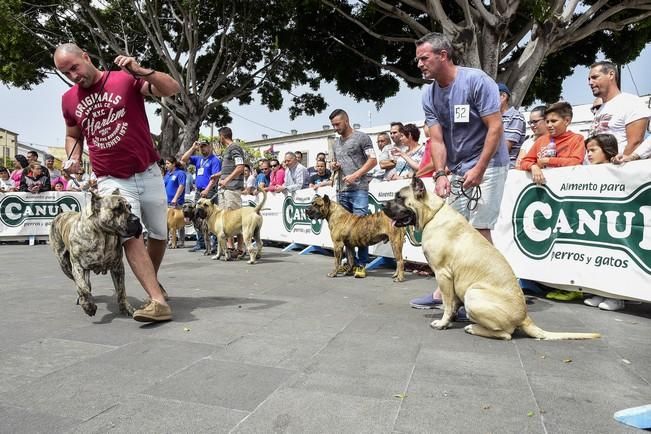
[337,190,370,266]
[194,188,218,249]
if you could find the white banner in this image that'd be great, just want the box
[4,168,648,303]
[0,192,87,237]
[493,161,651,302]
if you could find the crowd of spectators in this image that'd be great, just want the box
[0,153,96,194]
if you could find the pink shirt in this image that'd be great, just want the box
[61,71,159,178]
[270,167,285,189]
[417,139,434,178]
[10,169,23,185]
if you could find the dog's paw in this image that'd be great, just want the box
[393,275,405,282]
[430,319,450,330]
[211,254,220,260]
[119,302,135,316]
[327,271,338,278]
[82,302,97,317]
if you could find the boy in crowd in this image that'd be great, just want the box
[308,159,332,190]
[519,101,585,185]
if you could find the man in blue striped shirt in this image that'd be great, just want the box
[498,83,526,169]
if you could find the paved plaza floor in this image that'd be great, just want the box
[0,242,649,433]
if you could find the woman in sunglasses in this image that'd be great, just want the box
[267,157,285,193]
[514,105,547,169]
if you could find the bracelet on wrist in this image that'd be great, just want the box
[434,170,446,181]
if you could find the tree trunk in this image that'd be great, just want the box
[180,115,203,155]
[455,27,481,69]
[501,36,552,107]
[477,23,501,79]
[158,111,181,158]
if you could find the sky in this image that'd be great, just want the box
[1,45,650,150]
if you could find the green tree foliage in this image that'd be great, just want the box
[287,0,651,107]
[0,0,328,155]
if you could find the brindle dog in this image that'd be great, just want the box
[305,194,406,281]
[49,189,142,317]
[182,201,211,255]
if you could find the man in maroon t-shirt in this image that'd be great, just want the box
[54,43,181,322]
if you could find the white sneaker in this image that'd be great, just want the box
[598,298,625,311]
[584,296,604,307]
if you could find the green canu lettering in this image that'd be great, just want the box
[512,183,651,274]
[282,196,323,234]
[0,195,81,227]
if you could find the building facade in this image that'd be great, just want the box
[0,128,18,168]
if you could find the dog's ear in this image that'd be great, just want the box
[323,194,330,205]
[88,190,102,216]
[111,188,120,196]
[412,176,426,201]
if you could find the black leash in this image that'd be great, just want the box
[448,178,481,211]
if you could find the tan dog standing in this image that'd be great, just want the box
[167,207,185,248]
[305,194,405,281]
[383,177,600,340]
[196,189,267,264]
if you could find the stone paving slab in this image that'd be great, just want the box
[67,394,248,434]
[0,243,649,433]
[231,388,401,434]
[144,358,296,411]
[0,403,82,434]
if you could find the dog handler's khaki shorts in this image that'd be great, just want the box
[448,164,508,230]
[218,189,242,210]
[97,162,168,240]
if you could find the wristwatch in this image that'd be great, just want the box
[434,170,446,181]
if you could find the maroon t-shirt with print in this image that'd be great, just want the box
[61,70,160,178]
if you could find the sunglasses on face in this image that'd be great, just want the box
[591,104,602,114]
[270,164,278,168]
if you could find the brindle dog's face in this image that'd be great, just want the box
[91,189,142,238]
[306,195,331,220]
[382,177,427,227]
[182,202,196,220]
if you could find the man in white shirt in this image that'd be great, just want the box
[282,152,309,192]
[588,60,650,155]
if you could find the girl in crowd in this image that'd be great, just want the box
[20,161,51,193]
[0,166,16,192]
[10,154,28,186]
[582,133,626,311]
[585,133,618,164]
